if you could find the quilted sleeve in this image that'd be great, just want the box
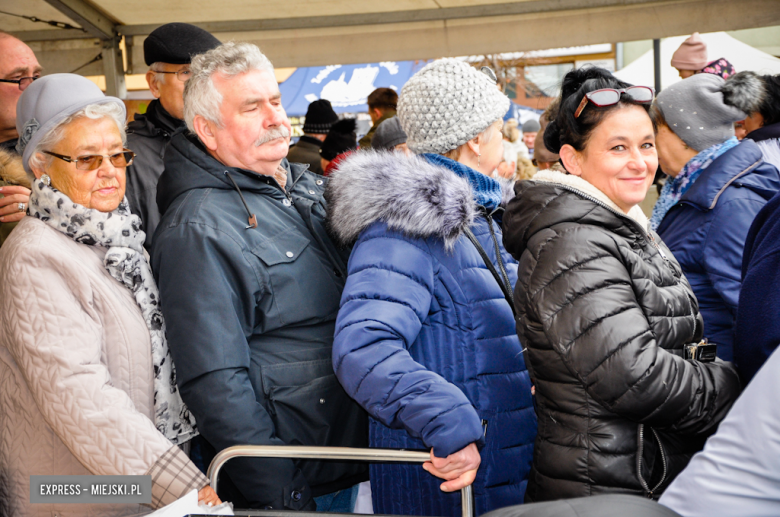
[524,225,740,436]
[333,229,484,458]
[0,244,203,508]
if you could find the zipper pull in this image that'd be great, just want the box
[647,233,668,260]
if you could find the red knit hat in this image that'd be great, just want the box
[671,33,709,71]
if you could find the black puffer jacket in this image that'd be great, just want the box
[502,169,740,502]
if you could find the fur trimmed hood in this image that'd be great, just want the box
[722,71,765,116]
[326,150,513,249]
[0,149,30,189]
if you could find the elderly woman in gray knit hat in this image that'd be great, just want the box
[0,74,219,517]
[651,72,780,364]
[326,59,537,516]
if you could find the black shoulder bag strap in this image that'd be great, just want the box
[463,227,517,317]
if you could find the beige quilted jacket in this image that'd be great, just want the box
[0,217,207,517]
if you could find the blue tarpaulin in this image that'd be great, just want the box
[280,61,430,116]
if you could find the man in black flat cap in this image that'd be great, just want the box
[287,99,339,175]
[126,23,220,250]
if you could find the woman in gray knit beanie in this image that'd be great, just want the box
[325,58,536,516]
[651,72,780,363]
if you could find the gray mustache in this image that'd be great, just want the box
[255,126,290,146]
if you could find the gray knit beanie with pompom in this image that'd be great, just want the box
[397,58,510,154]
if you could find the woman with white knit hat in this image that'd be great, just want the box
[326,58,537,516]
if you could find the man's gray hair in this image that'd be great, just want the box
[184,41,275,132]
[27,102,126,183]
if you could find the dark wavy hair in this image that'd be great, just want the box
[544,67,652,154]
[757,74,780,127]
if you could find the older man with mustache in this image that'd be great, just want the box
[151,42,369,511]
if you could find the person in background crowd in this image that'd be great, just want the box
[532,100,562,171]
[287,99,339,174]
[0,73,219,517]
[671,32,735,80]
[739,72,780,171]
[734,120,748,140]
[659,343,780,516]
[320,118,357,176]
[514,155,537,182]
[358,87,397,148]
[503,66,740,502]
[0,32,40,243]
[651,73,780,362]
[328,58,537,517]
[371,115,410,154]
[502,119,530,167]
[125,23,220,251]
[152,42,368,511]
[521,119,540,159]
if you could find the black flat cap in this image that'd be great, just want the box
[144,23,221,66]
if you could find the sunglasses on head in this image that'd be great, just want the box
[574,86,655,118]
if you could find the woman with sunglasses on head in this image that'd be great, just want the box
[502,67,740,503]
[651,73,780,369]
[0,74,220,517]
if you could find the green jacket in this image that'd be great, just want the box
[358,110,396,149]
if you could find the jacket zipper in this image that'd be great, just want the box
[636,424,669,498]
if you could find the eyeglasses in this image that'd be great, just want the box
[0,76,39,91]
[43,149,136,170]
[574,86,655,118]
[156,69,192,82]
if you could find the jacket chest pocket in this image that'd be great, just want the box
[251,229,342,324]
[260,357,368,486]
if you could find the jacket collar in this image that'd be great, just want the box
[297,135,324,148]
[129,99,183,138]
[745,121,780,143]
[680,139,773,209]
[531,168,650,231]
[157,131,306,215]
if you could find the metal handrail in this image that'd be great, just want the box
[207,445,474,517]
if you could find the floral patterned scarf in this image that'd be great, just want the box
[27,175,198,445]
[650,137,739,231]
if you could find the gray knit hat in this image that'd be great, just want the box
[397,58,510,154]
[16,73,125,173]
[654,73,746,151]
[522,119,541,133]
[371,116,407,150]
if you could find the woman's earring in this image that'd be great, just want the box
[40,174,51,186]
[478,153,481,167]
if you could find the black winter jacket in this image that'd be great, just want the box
[126,100,182,251]
[502,170,740,502]
[152,132,368,510]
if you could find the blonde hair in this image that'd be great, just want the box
[502,119,520,143]
[514,156,537,182]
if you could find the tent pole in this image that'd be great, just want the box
[653,38,662,93]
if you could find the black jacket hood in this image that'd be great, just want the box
[156,130,307,217]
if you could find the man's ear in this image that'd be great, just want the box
[559,144,582,176]
[193,115,218,151]
[372,107,383,120]
[146,70,161,99]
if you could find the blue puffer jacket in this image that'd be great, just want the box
[657,139,780,361]
[326,152,536,517]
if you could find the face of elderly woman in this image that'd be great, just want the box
[37,116,126,212]
[562,105,657,213]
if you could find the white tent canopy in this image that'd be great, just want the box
[615,32,780,90]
